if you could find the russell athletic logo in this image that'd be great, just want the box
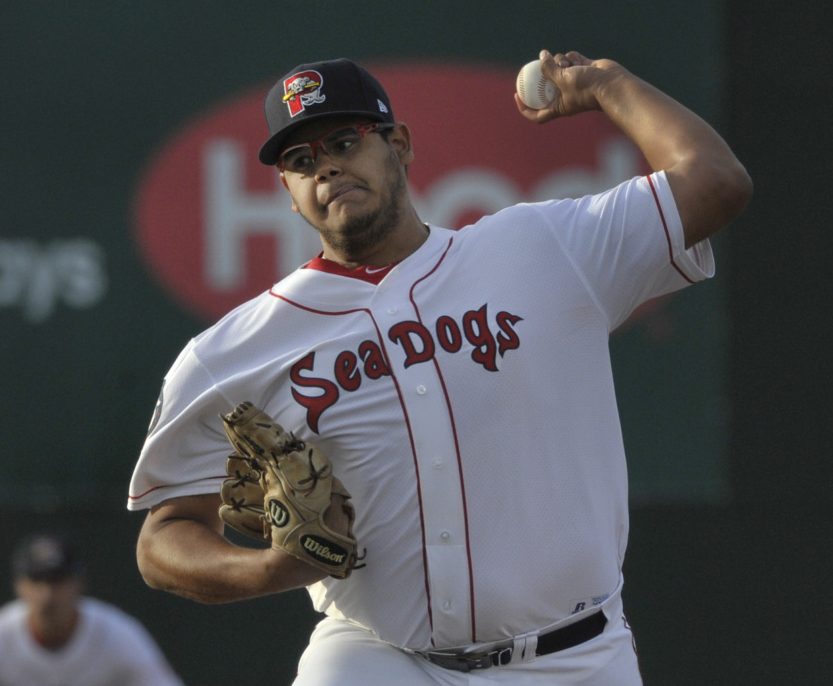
[282,70,326,117]
[302,535,348,566]
[132,63,650,323]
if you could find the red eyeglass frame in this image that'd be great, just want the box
[277,122,396,172]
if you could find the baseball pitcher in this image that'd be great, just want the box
[128,50,751,684]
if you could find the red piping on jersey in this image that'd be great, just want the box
[302,255,398,285]
[268,290,436,637]
[409,236,479,643]
[128,475,226,501]
[128,484,166,500]
[646,174,695,285]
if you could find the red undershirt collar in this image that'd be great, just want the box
[303,254,399,285]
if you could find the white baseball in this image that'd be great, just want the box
[516,59,557,110]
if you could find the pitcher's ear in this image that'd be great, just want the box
[279,173,299,212]
[388,122,415,166]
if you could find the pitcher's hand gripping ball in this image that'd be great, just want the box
[516,59,557,109]
[219,401,362,579]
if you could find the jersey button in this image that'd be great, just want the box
[442,600,452,611]
[440,531,450,541]
[416,384,427,395]
[387,306,398,315]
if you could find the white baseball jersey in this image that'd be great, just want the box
[0,597,183,686]
[128,171,713,651]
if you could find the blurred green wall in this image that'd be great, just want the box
[1,1,831,684]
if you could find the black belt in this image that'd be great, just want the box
[419,610,607,672]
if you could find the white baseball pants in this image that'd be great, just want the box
[293,598,642,685]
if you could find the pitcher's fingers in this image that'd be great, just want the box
[564,51,592,66]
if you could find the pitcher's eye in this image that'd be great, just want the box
[283,149,315,173]
[324,129,362,154]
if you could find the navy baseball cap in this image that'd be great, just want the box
[12,534,83,582]
[258,58,395,166]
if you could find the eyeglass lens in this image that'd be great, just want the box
[281,127,366,173]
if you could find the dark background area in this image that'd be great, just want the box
[1,2,832,684]
[625,2,833,683]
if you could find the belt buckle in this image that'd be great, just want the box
[466,654,494,671]
[462,640,513,670]
[489,646,513,666]
[431,652,491,672]
[423,638,515,672]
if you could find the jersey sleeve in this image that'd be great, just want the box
[126,339,233,510]
[531,171,715,331]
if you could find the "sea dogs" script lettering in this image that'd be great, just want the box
[290,304,523,432]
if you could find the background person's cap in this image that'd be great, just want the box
[259,58,395,166]
[12,534,83,582]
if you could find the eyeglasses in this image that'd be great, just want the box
[278,122,396,174]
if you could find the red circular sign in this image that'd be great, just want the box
[133,62,647,321]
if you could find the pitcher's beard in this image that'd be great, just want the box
[320,194,402,258]
[300,160,408,261]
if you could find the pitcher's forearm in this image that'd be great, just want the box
[590,61,752,244]
[137,508,326,603]
[592,67,730,173]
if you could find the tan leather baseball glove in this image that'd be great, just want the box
[218,401,362,579]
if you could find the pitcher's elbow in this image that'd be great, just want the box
[723,160,754,222]
[135,541,162,590]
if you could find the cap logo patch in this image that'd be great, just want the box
[377,99,389,113]
[282,70,326,118]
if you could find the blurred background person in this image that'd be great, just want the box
[0,533,183,686]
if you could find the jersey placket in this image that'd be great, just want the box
[372,296,473,646]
